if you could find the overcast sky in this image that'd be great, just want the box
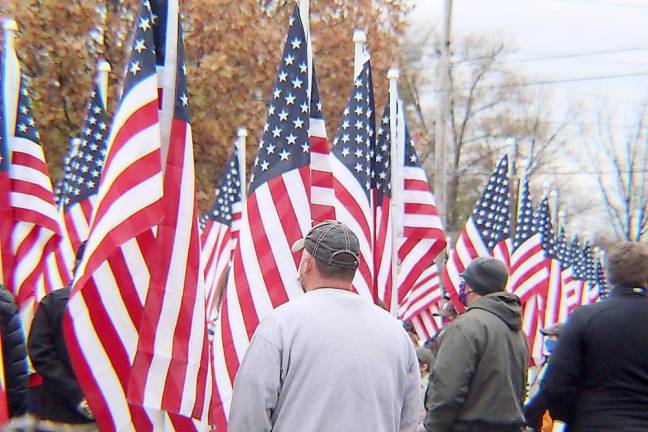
[408,0,648,240]
[411,0,648,124]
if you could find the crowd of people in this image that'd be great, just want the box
[0,221,647,431]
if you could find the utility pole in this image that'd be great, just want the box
[435,0,453,230]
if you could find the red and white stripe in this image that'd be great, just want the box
[201,207,242,324]
[399,264,444,339]
[373,189,393,310]
[130,98,211,429]
[442,217,491,313]
[309,81,335,223]
[509,233,550,303]
[397,155,446,303]
[64,3,165,427]
[3,30,61,327]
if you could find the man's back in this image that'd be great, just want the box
[425,292,529,432]
[228,288,421,432]
[543,288,648,431]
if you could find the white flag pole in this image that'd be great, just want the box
[2,19,19,136]
[353,29,367,78]
[96,60,111,109]
[298,0,312,100]
[388,68,401,316]
[236,128,247,198]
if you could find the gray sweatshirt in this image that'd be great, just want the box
[228,288,422,432]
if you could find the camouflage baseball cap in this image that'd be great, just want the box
[291,220,360,270]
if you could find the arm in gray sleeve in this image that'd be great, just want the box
[227,334,281,432]
[424,324,476,432]
[400,344,423,432]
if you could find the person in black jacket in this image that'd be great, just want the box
[542,241,648,431]
[0,284,28,418]
[28,287,93,426]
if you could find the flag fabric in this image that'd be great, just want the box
[308,69,335,223]
[61,82,110,252]
[396,113,446,303]
[200,143,243,324]
[509,179,549,303]
[442,155,511,312]
[579,241,599,305]
[330,58,375,303]
[64,0,167,429]
[399,264,444,339]
[371,100,393,310]
[524,196,555,365]
[3,31,62,325]
[557,235,582,321]
[128,4,212,420]
[212,7,314,428]
[595,256,607,298]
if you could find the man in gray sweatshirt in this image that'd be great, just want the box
[228,220,422,431]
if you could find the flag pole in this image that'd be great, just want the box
[388,68,400,316]
[353,29,367,78]
[96,59,111,109]
[237,128,247,198]
[3,19,19,135]
[298,0,312,100]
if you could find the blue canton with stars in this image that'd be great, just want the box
[121,0,157,103]
[570,237,585,279]
[404,122,422,169]
[310,66,324,120]
[595,257,607,297]
[63,84,109,208]
[512,179,534,251]
[201,149,241,230]
[15,77,42,145]
[471,155,511,251]
[533,196,556,259]
[249,7,310,192]
[332,61,375,199]
[373,102,391,201]
[173,22,190,123]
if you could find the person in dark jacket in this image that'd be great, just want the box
[541,241,648,431]
[424,257,529,432]
[28,287,93,425]
[0,284,28,418]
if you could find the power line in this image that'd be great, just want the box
[419,69,648,93]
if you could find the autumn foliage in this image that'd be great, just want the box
[1,0,409,209]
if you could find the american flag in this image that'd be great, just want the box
[595,256,607,298]
[542,206,564,332]
[396,110,446,305]
[127,3,212,426]
[309,68,335,222]
[442,155,511,312]
[399,264,444,339]
[330,58,375,303]
[200,142,243,324]
[372,98,394,310]
[211,6,314,428]
[61,81,109,252]
[2,26,62,325]
[64,0,168,429]
[557,235,582,320]
[509,179,549,303]
[524,196,555,365]
[579,241,599,305]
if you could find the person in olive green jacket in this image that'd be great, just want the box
[424,257,529,432]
